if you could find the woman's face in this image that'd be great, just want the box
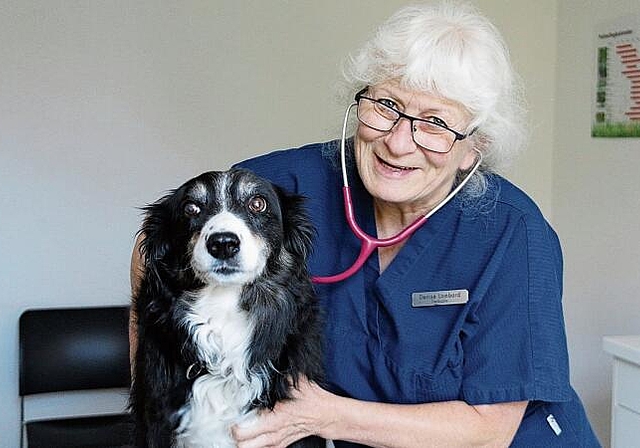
[354,81,476,215]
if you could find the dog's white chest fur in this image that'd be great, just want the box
[176,285,263,448]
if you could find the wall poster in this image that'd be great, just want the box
[593,14,640,137]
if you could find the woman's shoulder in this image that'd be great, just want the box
[460,173,559,244]
[234,140,340,192]
[480,174,548,223]
[235,141,339,194]
[488,174,561,247]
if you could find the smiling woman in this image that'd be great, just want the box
[230,2,601,447]
[354,82,477,224]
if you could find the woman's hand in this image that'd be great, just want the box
[232,378,334,448]
[232,377,527,448]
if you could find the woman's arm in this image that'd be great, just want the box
[129,234,144,370]
[233,379,527,448]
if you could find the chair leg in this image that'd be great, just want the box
[20,397,25,448]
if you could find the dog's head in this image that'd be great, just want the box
[139,168,313,290]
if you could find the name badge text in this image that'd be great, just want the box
[412,289,469,308]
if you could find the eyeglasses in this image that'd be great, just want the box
[354,88,474,154]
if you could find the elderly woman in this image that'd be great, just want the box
[228,3,600,448]
[131,2,599,447]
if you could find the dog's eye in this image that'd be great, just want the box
[183,202,201,217]
[247,195,268,213]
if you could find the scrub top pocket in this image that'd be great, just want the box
[372,295,466,403]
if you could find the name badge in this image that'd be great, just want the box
[412,289,469,308]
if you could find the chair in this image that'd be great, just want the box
[19,306,134,448]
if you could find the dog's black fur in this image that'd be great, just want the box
[130,169,324,448]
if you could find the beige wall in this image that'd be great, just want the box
[9,1,631,446]
[477,0,558,216]
[555,1,640,446]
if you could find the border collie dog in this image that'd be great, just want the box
[131,169,324,448]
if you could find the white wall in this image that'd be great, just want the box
[1,1,560,446]
[554,1,640,446]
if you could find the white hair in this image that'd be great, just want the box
[343,1,528,196]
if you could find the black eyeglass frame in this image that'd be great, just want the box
[354,87,475,153]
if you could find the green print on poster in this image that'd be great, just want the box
[592,14,640,137]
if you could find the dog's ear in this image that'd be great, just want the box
[138,191,177,284]
[276,188,315,263]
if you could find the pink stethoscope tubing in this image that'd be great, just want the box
[311,102,483,284]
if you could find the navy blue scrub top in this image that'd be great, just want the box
[237,140,600,447]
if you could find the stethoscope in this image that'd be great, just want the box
[311,101,483,284]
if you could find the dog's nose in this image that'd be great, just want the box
[206,232,240,260]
